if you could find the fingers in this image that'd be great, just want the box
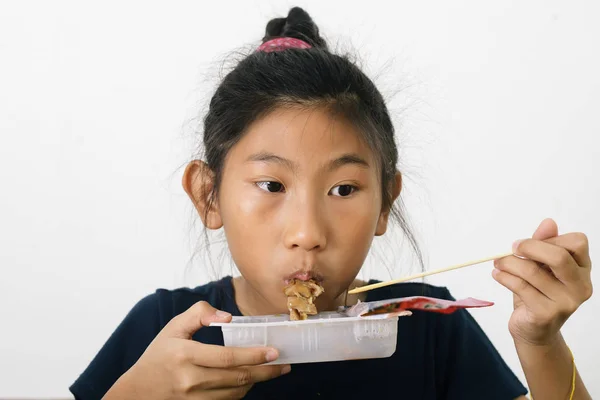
[181,364,290,391]
[213,365,291,388]
[532,218,559,241]
[543,232,592,269]
[181,340,280,368]
[203,384,253,400]
[161,301,232,339]
[494,255,563,300]
[495,233,593,310]
[513,239,580,283]
[492,267,553,312]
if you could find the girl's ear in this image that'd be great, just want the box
[375,171,402,236]
[182,160,223,230]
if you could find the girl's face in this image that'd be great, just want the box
[186,107,398,315]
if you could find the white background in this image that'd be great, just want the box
[1,0,599,398]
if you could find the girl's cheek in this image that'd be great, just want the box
[223,182,279,221]
[336,197,381,232]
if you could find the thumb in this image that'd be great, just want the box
[161,301,232,340]
[532,217,559,241]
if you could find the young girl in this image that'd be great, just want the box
[70,7,593,400]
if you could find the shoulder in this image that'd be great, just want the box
[364,280,470,340]
[87,277,234,339]
[151,276,236,325]
[360,281,528,398]
[366,281,502,364]
[365,279,454,302]
[116,276,235,341]
[69,277,236,400]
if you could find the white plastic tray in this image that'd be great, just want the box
[210,311,398,365]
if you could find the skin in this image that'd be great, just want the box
[104,107,393,399]
[185,107,395,316]
[106,106,592,399]
[104,303,289,400]
[494,219,593,399]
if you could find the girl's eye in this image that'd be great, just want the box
[256,181,285,193]
[330,184,357,197]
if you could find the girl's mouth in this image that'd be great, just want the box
[283,270,324,285]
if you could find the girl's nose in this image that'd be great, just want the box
[283,198,327,251]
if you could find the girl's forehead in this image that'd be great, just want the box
[231,107,376,164]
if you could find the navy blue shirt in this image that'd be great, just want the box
[70,277,528,399]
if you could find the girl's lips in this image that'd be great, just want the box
[293,272,311,281]
[283,271,324,285]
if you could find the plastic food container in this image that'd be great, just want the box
[210,312,398,365]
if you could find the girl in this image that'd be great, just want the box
[70,7,593,400]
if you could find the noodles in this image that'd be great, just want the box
[283,279,324,320]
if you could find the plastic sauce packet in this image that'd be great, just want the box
[340,296,494,318]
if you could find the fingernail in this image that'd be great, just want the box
[265,349,278,362]
[512,239,525,254]
[281,365,291,374]
[216,310,231,319]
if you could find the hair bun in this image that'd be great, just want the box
[263,7,327,49]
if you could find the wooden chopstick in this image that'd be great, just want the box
[347,252,514,294]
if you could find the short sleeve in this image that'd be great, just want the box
[436,288,528,400]
[69,293,163,400]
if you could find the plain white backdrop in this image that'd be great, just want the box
[1,0,599,398]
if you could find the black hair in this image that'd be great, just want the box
[198,6,422,272]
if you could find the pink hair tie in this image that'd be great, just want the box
[257,37,312,53]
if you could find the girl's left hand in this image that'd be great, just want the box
[492,218,593,346]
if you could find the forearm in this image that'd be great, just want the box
[515,333,591,400]
[102,369,152,400]
[102,375,136,400]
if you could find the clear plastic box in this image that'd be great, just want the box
[210,312,398,365]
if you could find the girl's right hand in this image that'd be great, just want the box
[104,301,290,400]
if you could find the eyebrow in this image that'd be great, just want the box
[245,151,370,172]
[327,153,370,171]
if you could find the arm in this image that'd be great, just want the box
[515,333,590,400]
[492,219,593,400]
[102,301,287,400]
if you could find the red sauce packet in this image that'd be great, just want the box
[341,296,494,317]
